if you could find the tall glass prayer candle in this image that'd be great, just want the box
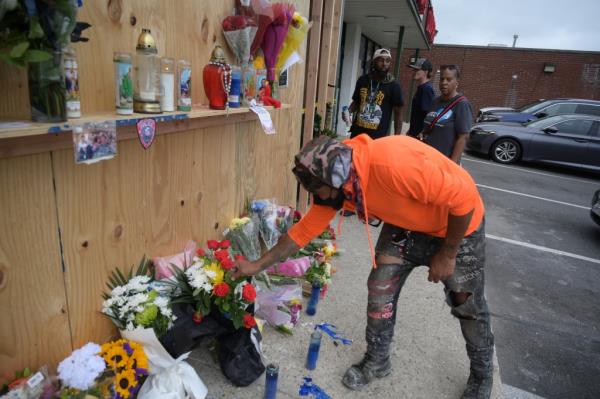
[114,52,133,115]
[305,330,322,370]
[264,363,279,399]
[160,57,175,112]
[306,284,321,316]
[133,29,162,113]
[63,46,81,118]
[178,59,192,111]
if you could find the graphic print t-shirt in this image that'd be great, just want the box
[423,95,473,157]
[350,75,403,139]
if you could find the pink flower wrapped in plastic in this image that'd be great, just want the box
[152,240,197,279]
[265,256,311,277]
[261,2,294,80]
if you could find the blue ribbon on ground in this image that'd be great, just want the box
[299,377,332,399]
[316,323,353,345]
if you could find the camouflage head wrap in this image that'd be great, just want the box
[293,135,352,190]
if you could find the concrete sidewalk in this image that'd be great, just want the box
[188,217,503,398]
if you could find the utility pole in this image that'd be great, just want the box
[512,34,519,48]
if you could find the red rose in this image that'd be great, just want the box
[192,311,203,324]
[213,282,230,297]
[196,248,206,257]
[214,249,230,262]
[219,240,231,249]
[242,283,256,302]
[220,258,234,270]
[207,240,220,250]
[234,254,246,261]
[243,313,256,329]
[293,210,302,222]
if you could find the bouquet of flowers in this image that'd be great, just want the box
[275,12,310,71]
[169,240,257,330]
[223,217,261,261]
[261,2,295,80]
[98,339,148,399]
[251,199,294,249]
[222,14,257,65]
[101,258,177,338]
[254,279,302,335]
[304,257,332,289]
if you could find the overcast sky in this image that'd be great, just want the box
[433,0,600,52]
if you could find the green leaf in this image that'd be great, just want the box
[9,42,29,58]
[22,50,52,63]
[28,17,44,39]
[0,53,26,69]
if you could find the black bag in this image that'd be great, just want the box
[218,325,265,387]
[159,303,234,358]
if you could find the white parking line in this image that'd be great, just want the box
[502,384,547,399]
[476,184,590,210]
[486,234,600,265]
[463,157,597,184]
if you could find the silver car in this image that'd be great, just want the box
[466,114,600,171]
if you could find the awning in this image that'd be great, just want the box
[343,0,431,49]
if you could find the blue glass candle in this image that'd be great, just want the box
[264,363,279,399]
[228,66,241,108]
[306,284,321,316]
[306,330,322,370]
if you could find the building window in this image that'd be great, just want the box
[582,64,600,85]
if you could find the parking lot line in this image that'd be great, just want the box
[476,184,590,210]
[486,234,600,265]
[463,157,597,184]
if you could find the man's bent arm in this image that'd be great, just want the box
[232,234,300,278]
[442,209,474,257]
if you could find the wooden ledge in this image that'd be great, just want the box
[0,104,290,159]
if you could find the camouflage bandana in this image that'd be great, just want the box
[293,136,352,189]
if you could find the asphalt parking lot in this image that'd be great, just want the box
[462,154,600,399]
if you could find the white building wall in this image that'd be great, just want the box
[336,23,362,137]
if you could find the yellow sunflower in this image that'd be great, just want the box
[104,345,129,370]
[203,262,224,284]
[126,349,149,371]
[115,369,138,399]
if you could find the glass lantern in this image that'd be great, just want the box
[134,29,162,113]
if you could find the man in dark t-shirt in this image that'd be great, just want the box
[344,48,404,139]
[407,58,435,137]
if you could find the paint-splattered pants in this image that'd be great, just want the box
[367,219,494,378]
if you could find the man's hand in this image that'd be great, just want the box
[428,247,457,283]
[231,258,263,279]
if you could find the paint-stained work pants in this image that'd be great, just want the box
[367,219,494,378]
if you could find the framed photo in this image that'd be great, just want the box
[73,120,117,164]
[278,69,288,87]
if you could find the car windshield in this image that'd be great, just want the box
[525,115,564,129]
[517,99,549,113]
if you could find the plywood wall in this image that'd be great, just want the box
[0,0,310,374]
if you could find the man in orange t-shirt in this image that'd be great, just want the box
[232,135,494,398]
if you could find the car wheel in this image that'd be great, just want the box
[490,138,521,164]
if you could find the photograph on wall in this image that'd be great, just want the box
[278,69,288,87]
[73,120,118,164]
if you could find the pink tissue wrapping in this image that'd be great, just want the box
[266,256,310,277]
[153,240,197,279]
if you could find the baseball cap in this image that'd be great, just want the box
[408,58,433,72]
[373,48,392,60]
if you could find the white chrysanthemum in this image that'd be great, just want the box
[185,264,213,292]
[111,285,126,297]
[58,343,105,390]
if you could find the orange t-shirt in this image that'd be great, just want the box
[288,135,484,248]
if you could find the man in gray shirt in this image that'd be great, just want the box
[422,65,473,163]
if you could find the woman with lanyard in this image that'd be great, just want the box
[420,64,473,164]
[345,48,404,139]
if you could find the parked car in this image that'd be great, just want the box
[592,189,600,226]
[466,114,600,171]
[476,98,600,123]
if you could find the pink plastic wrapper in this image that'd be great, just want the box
[153,240,197,280]
[265,256,310,277]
